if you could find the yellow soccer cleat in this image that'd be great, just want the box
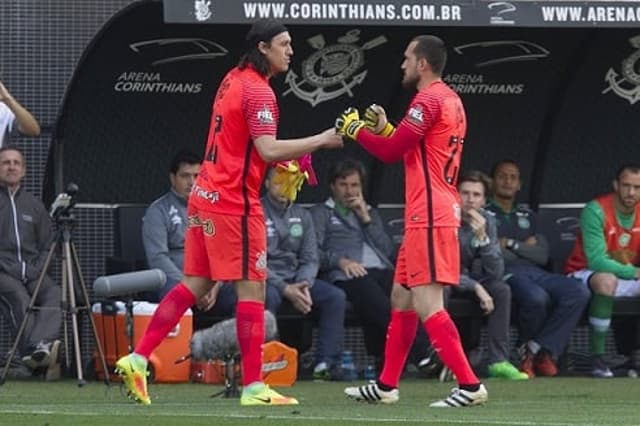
[240,382,299,406]
[115,353,151,405]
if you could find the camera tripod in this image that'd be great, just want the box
[0,214,110,387]
[210,354,241,398]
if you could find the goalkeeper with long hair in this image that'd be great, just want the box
[115,19,342,406]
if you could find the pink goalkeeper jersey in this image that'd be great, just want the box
[399,80,466,229]
[190,66,279,216]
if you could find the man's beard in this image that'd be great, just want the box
[402,73,418,89]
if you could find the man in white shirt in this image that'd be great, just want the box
[0,81,40,146]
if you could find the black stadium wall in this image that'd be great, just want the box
[46,0,640,208]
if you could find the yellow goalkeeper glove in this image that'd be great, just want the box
[335,107,365,140]
[272,160,308,202]
[363,104,395,137]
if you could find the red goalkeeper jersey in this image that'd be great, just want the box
[399,80,466,228]
[190,66,279,216]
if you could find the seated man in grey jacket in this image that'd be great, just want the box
[0,146,60,375]
[262,167,346,379]
[310,158,432,372]
[142,150,202,301]
[449,170,528,380]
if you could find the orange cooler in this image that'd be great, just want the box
[92,301,192,383]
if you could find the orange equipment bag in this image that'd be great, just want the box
[189,341,298,386]
[261,341,298,386]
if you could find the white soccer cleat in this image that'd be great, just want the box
[429,384,488,408]
[344,382,399,404]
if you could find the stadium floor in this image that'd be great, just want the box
[0,377,637,425]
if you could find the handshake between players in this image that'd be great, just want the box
[271,103,395,204]
[335,104,396,140]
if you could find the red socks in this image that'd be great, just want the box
[236,300,265,386]
[135,283,196,358]
[379,310,418,388]
[424,309,479,385]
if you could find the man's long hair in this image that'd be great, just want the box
[238,19,288,77]
[238,46,271,77]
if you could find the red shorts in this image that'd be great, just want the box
[183,207,267,281]
[394,227,460,287]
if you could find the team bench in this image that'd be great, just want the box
[105,204,484,343]
[106,203,640,357]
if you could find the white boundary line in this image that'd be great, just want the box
[0,408,598,426]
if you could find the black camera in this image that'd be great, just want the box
[49,183,79,219]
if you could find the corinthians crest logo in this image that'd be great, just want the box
[284,30,387,107]
[603,35,640,104]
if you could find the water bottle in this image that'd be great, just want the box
[340,351,358,381]
[363,364,376,381]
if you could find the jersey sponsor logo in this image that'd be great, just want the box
[257,106,275,124]
[187,215,215,235]
[202,219,215,236]
[193,184,220,204]
[284,29,387,107]
[256,250,268,270]
[407,105,424,125]
[603,35,640,104]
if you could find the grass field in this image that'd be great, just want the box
[0,377,637,425]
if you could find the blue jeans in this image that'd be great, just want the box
[506,264,590,357]
[210,280,346,366]
[266,279,346,367]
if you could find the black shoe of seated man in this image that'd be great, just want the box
[417,349,443,378]
[591,355,613,378]
[22,341,52,370]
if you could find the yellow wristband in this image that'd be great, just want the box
[380,122,395,137]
